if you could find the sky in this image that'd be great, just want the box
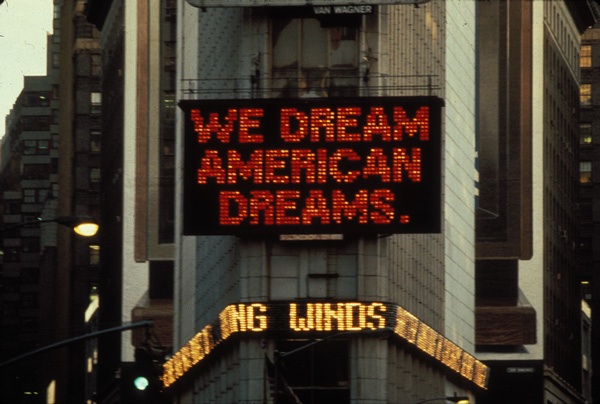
[0,0,53,139]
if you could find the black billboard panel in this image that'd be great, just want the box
[181,97,442,236]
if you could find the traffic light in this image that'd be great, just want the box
[120,347,170,404]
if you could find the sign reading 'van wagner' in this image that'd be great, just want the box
[180,97,442,236]
[184,0,428,8]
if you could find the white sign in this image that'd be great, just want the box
[186,0,430,7]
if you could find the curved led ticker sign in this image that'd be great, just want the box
[181,97,442,236]
[161,301,489,390]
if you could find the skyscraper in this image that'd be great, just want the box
[0,1,103,402]
[475,1,596,403]
[579,14,600,404]
[165,1,486,402]
[86,0,176,401]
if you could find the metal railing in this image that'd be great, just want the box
[180,73,441,99]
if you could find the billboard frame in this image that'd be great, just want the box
[181,96,443,236]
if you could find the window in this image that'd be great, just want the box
[23,140,37,155]
[91,54,102,76]
[2,247,20,262]
[163,92,176,122]
[21,293,39,309]
[22,164,50,179]
[581,123,592,144]
[274,339,349,403]
[23,139,50,155]
[581,45,592,68]
[581,84,592,106]
[23,189,43,203]
[580,161,592,183]
[2,279,18,293]
[89,245,100,266]
[272,18,359,98]
[21,238,40,253]
[26,92,50,107]
[23,189,46,203]
[90,92,102,114]
[149,261,174,299]
[90,168,101,191]
[21,267,40,284]
[23,187,37,204]
[21,116,51,131]
[90,130,101,153]
[6,202,20,214]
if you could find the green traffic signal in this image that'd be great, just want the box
[133,375,150,391]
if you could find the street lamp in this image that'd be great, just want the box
[0,216,99,237]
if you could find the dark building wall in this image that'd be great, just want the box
[476,1,594,401]
[579,22,600,403]
[478,361,544,404]
[53,0,102,401]
[86,1,175,399]
[542,21,583,391]
[475,0,536,348]
[0,78,57,403]
[94,1,125,398]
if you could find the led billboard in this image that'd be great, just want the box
[181,96,442,236]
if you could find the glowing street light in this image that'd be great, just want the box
[54,216,99,237]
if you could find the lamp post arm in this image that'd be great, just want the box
[0,218,55,233]
[0,320,154,368]
[0,216,98,236]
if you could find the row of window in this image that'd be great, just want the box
[2,244,100,265]
[20,129,99,156]
[23,140,50,155]
[545,2,581,73]
[25,92,51,107]
[272,20,359,98]
[580,45,595,184]
[51,52,101,76]
[19,115,52,132]
[23,188,50,204]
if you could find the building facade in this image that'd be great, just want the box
[0,1,103,402]
[579,14,600,404]
[475,1,596,403]
[0,3,62,400]
[86,0,175,402]
[0,73,59,403]
[77,0,599,403]
[54,1,103,401]
[164,1,487,402]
